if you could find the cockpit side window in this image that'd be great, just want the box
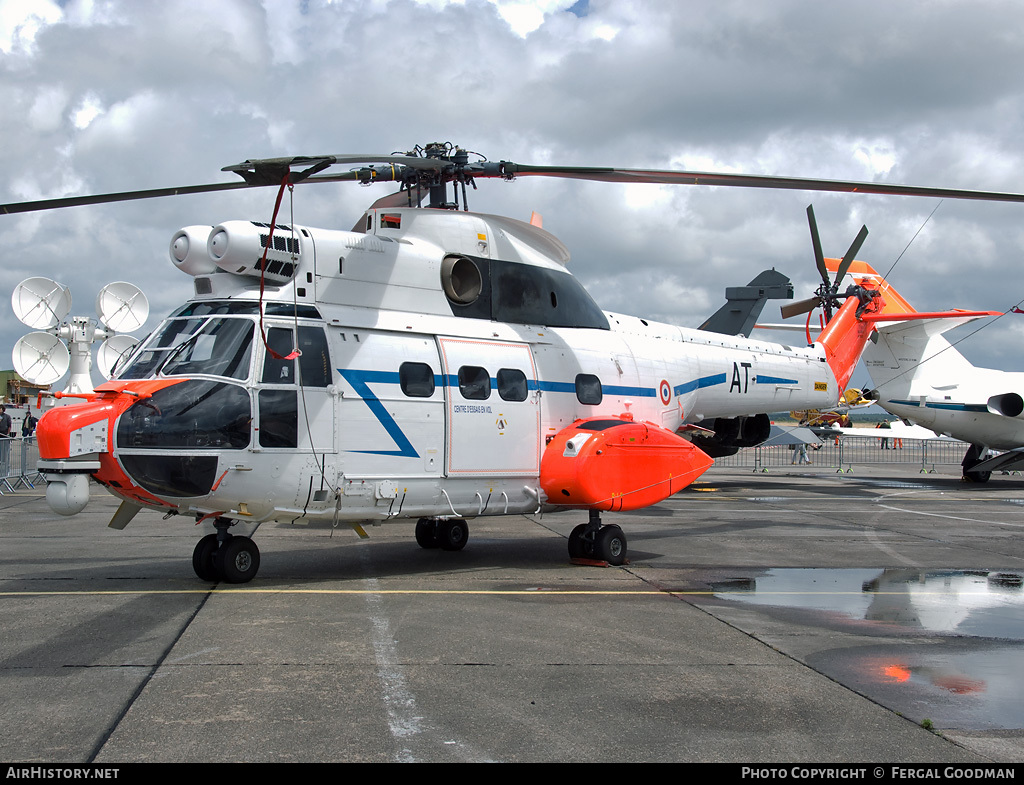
[118,318,254,381]
[115,318,204,379]
[160,318,254,381]
[297,327,332,387]
[262,328,295,383]
[261,326,333,387]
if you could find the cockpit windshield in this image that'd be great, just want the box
[115,317,254,381]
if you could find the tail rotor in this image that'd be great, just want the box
[780,205,868,321]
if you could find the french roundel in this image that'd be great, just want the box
[659,379,671,405]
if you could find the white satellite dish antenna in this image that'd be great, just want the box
[97,335,140,380]
[96,282,149,333]
[11,277,72,329]
[12,332,71,386]
[11,277,150,396]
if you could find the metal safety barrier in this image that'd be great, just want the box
[0,437,44,493]
[710,435,973,474]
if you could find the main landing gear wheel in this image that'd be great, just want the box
[567,511,628,566]
[595,525,627,566]
[568,523,591,559]
[215,537,261,583]
[963,444,992,483]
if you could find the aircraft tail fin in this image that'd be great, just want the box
[821,258,999,394]
[699,269,794,337]
[823,258,915,316]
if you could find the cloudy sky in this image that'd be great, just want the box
[3,0,1024,390]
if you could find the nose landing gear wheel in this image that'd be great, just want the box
[416,518,441,549]
[215,537,261,583]
[437,518,469,551]
[192,533,220,581]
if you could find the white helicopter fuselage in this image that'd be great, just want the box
[39,206,849,528]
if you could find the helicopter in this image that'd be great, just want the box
[5,142,1018,583]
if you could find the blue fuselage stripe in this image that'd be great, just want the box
[674,373,727,396]
[888,399,988,413]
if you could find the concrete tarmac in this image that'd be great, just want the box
[2,464,1023,763]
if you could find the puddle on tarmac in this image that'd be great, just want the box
[709,569,1024,729]
[712,568,1024,638]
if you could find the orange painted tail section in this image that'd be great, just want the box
[816,257,929,390]
[816,293,880,391]
[823,258,915,316]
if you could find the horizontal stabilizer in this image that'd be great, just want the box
[861,309,1000,324]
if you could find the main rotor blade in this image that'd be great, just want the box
[0,181,255,215]
[9,152,1024,217]
[806,205,828,284]
[781,296,822,320]
[0,170,366,215]
[834,225,869,286]
[496,164,1024,204]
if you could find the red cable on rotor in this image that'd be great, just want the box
[259,173,301,361]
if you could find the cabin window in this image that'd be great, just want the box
[458,366,491,400]
[575,374,603,405]
[497,368,528,402]
[400,362,435,397]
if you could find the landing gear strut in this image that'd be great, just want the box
[963,444,992,483]
[567,510,628,565]
[191,517,261,583]
[415,517,469,551]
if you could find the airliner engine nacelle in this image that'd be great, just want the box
[987,393,1024,418]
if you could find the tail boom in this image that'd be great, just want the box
[817,285,883,391]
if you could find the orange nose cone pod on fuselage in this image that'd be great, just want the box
[540,416,714,512]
